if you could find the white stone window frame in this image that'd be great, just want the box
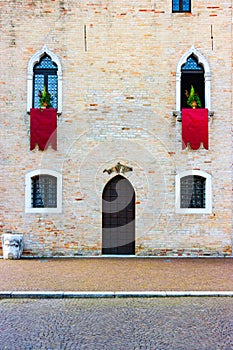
[25,169,62,214]
[175,170,212,214]
[27,46,62,114]
[175,46,212,119]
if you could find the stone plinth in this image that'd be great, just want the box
[2,234,23,260]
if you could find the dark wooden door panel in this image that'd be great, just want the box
[102,175,135,255]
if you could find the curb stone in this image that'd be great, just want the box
[0,291,233,299]
[11,291,64,299]
[63,291,115,298]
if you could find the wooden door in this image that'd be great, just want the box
[102,175,135,255]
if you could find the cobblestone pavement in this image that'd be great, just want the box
[1,258,233,291]
[0,297,232,350]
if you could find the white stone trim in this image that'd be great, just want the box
[27,46,62,113]
[176,45,211,112]
[175,170,212,214]
[25,169,62,214]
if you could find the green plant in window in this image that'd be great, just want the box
[185,85,202,108]
[38,85,53,109]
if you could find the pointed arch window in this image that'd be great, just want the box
[33,54,58,109]
[175,46,212,117]
[27,46,62,113]
[181,55,204,109]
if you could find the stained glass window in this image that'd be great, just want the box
[31,175,57,208]
[180,175,205,208]
[172,0,191,12]
[33,55,58,108]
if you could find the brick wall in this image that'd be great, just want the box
[0,0,232,256]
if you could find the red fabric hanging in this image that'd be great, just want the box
[182,108,208,150]
[30,109,57,150]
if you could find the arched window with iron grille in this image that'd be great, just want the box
[175,170,212,214]
[180,175,205,209]
[31,174,57,208]
[25,169,62,213]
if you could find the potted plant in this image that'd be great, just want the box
[185,85,202,109]
[38,85,53,109]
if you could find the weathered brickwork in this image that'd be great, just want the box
[0,0,232,256]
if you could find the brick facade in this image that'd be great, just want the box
[0,0,232,257]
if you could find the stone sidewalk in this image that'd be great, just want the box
[1,298,233,349]
[0,258,233,296]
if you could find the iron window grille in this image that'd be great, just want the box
[172,0,191,12]
[180,175,206,208]
[33,54,58,109]
[31,175,57,208]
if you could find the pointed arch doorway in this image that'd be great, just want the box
[102,175,135,255]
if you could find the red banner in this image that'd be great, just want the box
[30,109,57,150]
[182,108,208,150]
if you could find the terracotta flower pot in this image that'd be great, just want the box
[191,100,197,109]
